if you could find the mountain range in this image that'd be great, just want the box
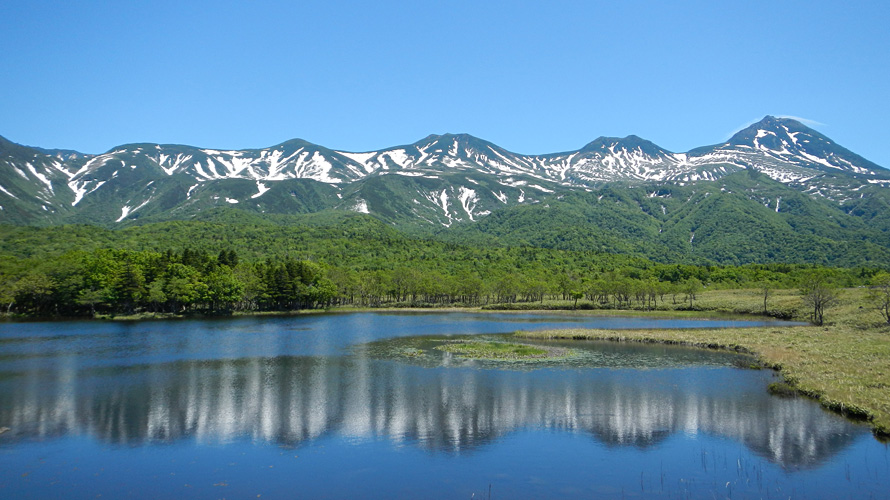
[2,116,889,265]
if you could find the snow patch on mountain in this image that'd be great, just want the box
[0,184,17,198]
[336,151,377,173]
[116,206,131,222]
[251,182,270,199]
[382,150,411,169]
[500,178,527,188]
[193,160,214,180]
[69,181,89,206]
[423,189,453,227]
[26,163,54,194]
[353,199,370,214]
[458,187,478,221]
[157,153,194,176]
[218,152,258,177]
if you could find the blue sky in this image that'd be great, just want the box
[2,0,888,167]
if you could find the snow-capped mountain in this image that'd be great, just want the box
[1,116,887,226]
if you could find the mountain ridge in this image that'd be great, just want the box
[2,115,890,268]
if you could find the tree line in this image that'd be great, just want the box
[0,247,881,319]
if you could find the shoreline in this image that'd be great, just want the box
[0,303,795,323]
[0,287,821,323]
[515,324,890,439]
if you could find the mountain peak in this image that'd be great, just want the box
[0,134,44,158]
[412,132,495,152]
[727,115,815,147]
[416,132,480,142]
[757,114,781,125]
[721,115,884,175]
[581,135,669,156]
[733,115,815,137]
[270,138,319,151]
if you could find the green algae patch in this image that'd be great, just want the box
[434,340,570,361]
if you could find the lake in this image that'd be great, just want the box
[0,312,887,499]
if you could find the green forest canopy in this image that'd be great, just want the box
[0,211,881,317]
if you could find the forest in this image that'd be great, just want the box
[1,214,881,319]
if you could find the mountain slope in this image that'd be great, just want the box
[3,116,887,226]
[442,171,890,266]
[2,117,889,266]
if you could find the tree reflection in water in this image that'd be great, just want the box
[0,343,863,470]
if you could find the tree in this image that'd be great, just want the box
[205,267,244,312]
[493,273,518,304]
[453,269,483,305]
[145,280,168,312]
[217,249,239,268]
[12,272,56,315]
[643,278,659,310]
[77,286,110,316]
[570,290,584,309]
[757,280,774,315]
[683,278,703,305]
[113,262,147,313]
[585,278,609,305]
[327,267,359,305]
[0,273,15,314]
[799,271,839,326]
[308,277,338,308]
[867,272,890,325]
[358,270,388,306]
[164,263,207,312]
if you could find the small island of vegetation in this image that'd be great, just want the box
[435,340,573,361]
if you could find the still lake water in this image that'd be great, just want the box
[0,312,887,499]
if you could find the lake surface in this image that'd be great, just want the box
[0,312,887,499]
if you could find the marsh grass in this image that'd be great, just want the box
[435,340,570,360]
[515,287,890,436]
[766,382,797,397]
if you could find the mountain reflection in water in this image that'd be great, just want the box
[0,348,860,469]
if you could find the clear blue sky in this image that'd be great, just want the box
[2,0,888,167]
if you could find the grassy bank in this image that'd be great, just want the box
[486,287,808,319]
[516,287,890,437]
